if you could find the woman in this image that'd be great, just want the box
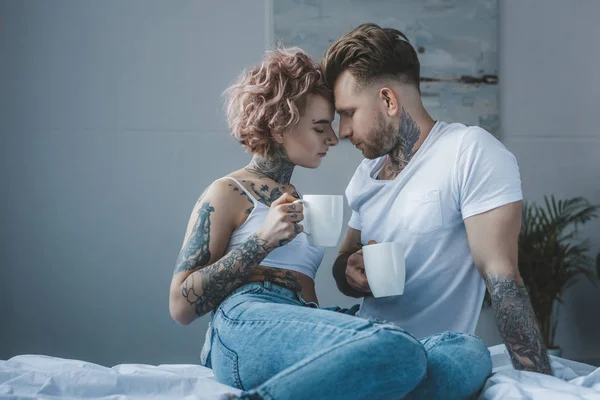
[168,47,427,400]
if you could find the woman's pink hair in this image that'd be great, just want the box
[224,46,332,156]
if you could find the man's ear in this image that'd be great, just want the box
[378,87,400,117]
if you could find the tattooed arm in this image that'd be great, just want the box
[172,233,273,325]
[169,181,302,325]
[465,201,552,375]
[169,180,270,325]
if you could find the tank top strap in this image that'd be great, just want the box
[219,177,258,205]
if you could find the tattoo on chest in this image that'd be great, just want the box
[173,201,214,275]
[250,182,284,206]
[237,181,299,208]
[226,179,299,219]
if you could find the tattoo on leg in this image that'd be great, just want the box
[173,202,214,275]
[485,274,552,374]
[181,233,273,316]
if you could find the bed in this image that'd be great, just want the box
[1,345,599,399]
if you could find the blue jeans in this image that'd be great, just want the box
[202,282,491,399]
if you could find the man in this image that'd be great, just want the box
[322,22,552,388]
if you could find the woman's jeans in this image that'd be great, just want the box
[201,282,492,400]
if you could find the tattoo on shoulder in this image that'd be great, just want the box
[485,274,552,374]
[173,202,214,275]
[228,182,255,215]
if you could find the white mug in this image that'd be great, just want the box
[295,195,344,247]
[362,242,406,298]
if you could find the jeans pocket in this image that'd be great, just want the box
[211,328,243,389]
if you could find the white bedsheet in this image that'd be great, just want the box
[0,354,242,400]
[2,346,599,399]
[480,344,600,400]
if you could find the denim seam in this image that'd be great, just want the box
[253,326,424,399]
[424,332,482,352]
[215,287,266,314]
[217,309,372,334]
[217,308,423,348]
[213,328,244,389]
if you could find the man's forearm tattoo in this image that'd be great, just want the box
[486,274,552,374]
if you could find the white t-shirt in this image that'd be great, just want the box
[346,121,522,339]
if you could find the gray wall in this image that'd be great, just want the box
[475,0,600,365]
[0,0,359,365]
[1,0,599,366]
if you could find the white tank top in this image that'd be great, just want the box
[221,177,324,280]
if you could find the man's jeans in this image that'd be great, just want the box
[202,282,492,399]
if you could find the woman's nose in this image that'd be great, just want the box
[326,129,339,147]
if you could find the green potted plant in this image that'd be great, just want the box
[485,195,599,356]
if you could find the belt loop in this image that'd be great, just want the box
[263,280,272,290]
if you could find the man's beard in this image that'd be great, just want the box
[361,112,397,159]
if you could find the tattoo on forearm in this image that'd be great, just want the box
[173,201,214,275]
[389,108,420,172]
[181,233,273,316]
[485,275,552,374]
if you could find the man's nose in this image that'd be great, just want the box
[339,120,352,140]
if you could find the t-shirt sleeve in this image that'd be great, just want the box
[348,209,362,230]
[455,127,523,219]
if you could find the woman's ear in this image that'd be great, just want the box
[272,131,285,144]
